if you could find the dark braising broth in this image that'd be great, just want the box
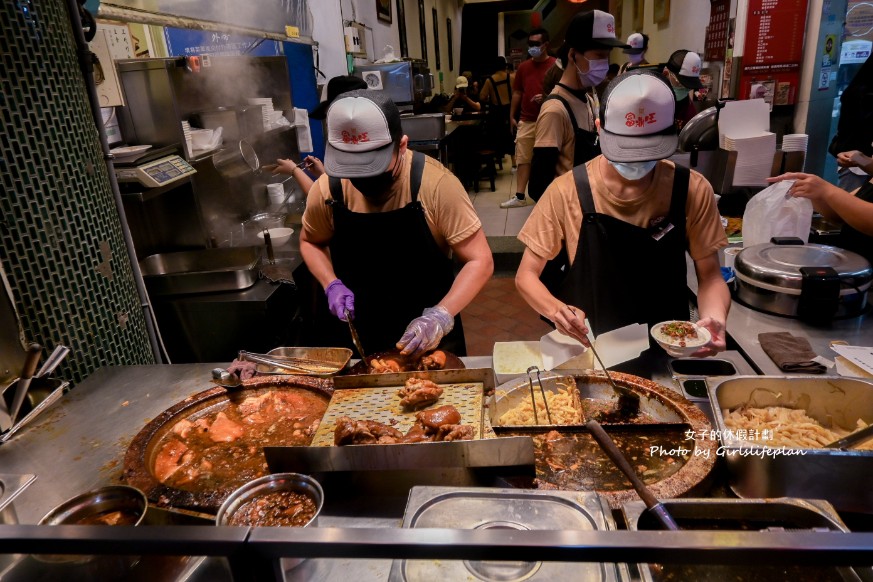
[516,428,691,491]
[151,389,328,495]
[74,509,140,526]
[227,490,317,527]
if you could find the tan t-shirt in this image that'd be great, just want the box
[534,84,598,177]
[302,150,481,255]
[518,157,727,263]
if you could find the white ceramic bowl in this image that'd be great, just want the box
[257,227,294,246]
[650,320,711,357]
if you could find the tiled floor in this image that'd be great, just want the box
[466,156,536,238]
[454,155,549,356]
[461,275,553,356]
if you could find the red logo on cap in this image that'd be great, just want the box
[341,129,370,144]
[607,23,614,33]
[692,65,700,74]
[625,110,658,128]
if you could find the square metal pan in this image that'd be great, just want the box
[708,375,873,513]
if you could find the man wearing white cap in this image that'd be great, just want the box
[516,71,729,357]
[619,33,650,74]
[443,75,481,115]
[300,90,493,356]
[528,9,628,203]
[663,49,705,130]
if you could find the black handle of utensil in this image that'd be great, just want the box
[9,343,43,425]
[586,419,680,531]
[263,229,275,263]
[824,423,873,450]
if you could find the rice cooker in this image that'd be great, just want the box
[734,241,872,320]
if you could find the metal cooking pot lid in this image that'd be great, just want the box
[735,243,873,290]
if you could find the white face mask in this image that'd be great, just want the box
[528,46,543,58]
[628,53,645,65]
[608,159,658,180]
[576,55,610,87]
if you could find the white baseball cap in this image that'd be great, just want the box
[666,49,703,89]
[455,76,469,89]
[598,70,678,162]
[324,90,403,178]
[623,33,648,55]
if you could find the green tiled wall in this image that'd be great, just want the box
[1,0,154,384]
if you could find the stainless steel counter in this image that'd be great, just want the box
[686,253,873,375]
[3,363,873,580]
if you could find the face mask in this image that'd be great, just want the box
[528,46,543,58]
[672,85,690,101]
[350,155,401,198]
[576,56,610,87]
[628,53,644,65]
[608,159,658,181]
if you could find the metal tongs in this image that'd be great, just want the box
[239,350,340,375]
[525,366,553,424]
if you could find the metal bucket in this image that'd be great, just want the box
[213,139,260,180]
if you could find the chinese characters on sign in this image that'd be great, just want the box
[739,0,808,104]
[704,0,731,63]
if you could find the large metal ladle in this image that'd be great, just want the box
[586,419,680,531]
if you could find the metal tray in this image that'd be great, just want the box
[264,369,535,474]
[708,375,873,513]
[622,497,872,582]
[140,247,261,296]
[388,486,626,582]
[254,347,353,377]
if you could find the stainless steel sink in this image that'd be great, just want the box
[140,247,261,296]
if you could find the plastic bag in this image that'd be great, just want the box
[741,180,813,247]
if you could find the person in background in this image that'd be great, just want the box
[444,76,481,114]
[828,55,873,192]
[300,90,493,356]
[619,33,650,74]
[274,75,367,193]
[663,49,704,130]
[529,10,627,202]
[461,70,480,102]
[767,170,873,264]
[479,56,517,167]
[501,28,556,208]
[516,71,729,356]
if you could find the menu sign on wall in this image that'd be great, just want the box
[705,0,731,63]
[740,0,809,103]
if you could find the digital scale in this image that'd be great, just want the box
[114,144,196,188]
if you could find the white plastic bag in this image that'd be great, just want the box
[741,180,813,247]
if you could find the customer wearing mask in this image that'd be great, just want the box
[663,49,704,130]
[502,28,556,208]
[516,71,729,356]
[529,10,627,202]
[300,90,493,356]
[619,33,650,74]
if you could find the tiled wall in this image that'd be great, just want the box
[0,0,154,384]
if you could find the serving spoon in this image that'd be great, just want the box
[211,368,242,389]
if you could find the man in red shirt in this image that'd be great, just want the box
[501,28,556,208]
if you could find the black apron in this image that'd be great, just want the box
[320,151,466,355]
[838,180,873,264]
[485,75,514,155]
[556,162,692,337]
[542,90,601,167]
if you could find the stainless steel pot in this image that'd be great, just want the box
[213,139,260,180]
[734,242,872,318]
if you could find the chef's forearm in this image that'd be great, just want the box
[437,229,493,316]
[299,236,338,289]
[695,254,730,324]
[515,249,563,320]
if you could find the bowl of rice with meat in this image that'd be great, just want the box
[651,321,711,357]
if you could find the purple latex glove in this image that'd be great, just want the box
[325,278,355,322]
[227,358,257,380]
[397,306,454,357]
